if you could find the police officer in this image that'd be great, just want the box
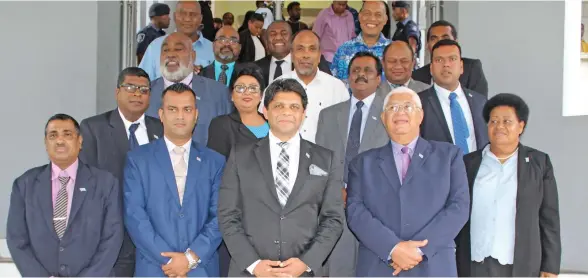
[136,3,170,64]
[391,1,421,55]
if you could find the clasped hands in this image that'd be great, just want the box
[160,251,199,278]
[389,239,428,276]
[253,258,308,277]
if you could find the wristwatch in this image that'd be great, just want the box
[185,248,199,270]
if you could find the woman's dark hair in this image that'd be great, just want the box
[263,78,308,110]
[238,11,255,33]
[483,93,530,133]
[229,66,266,93]
[250,13,265,23]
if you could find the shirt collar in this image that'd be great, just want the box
[163,72,194,89]
[271,53,292,64]
[268,130,301,147]
[388,79,411,88]
[390,136,419,155]
[433,82,465,103]
[401,18,410,26]
[351,92,376,110]
[482,144,519,163]
[118,108,146,132]
[292,70,323,86]
[354,33,389,46]
[51,159,79,181]
[214,60,236,69]
[163,136,192,154]
[150,23,161,32]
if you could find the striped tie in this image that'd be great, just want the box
[53,175,70,239]
[275,142,290,207]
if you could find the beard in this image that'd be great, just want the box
[160,58,194,82]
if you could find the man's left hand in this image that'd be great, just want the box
[268,258,308,277]
[161,252,189,277]
[540,272,558,277]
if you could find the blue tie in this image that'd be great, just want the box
[129,123,140,150]
[344,101,364,183]
[449,92,469,154]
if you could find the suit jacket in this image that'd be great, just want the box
[123,139,225,277]
[419,86,489,151]
[7,161,123,277]
[456,144,561,277]
[254,54,333,86]
[377,78,430,95]
[238,29,265,63]
[200,62,260,85]
[346,138,470,277]
[207,111,267,159]
[218,137,345,277]
[412,57,489,96]
[147,75,232,145]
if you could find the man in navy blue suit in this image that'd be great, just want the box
[7,114,123,277]
[124,83,224,277]
[346,87,470,277]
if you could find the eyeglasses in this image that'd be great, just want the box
[120,84,150,95]
[234,84,261,94]
[384,103,421,113]
[215,37,239,45]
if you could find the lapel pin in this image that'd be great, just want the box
[196,96,201,100]
[79,188,86,192]
[154,135,159,139]
[525,157,529,163]
[197,157,201,162]
[418,153,423,158]
[305,153,310,158]
[371,116,377,120]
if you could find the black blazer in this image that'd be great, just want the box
[238,29,265,63]
[206,111,267,159]
[254,54,333,86]
[419,86,489,151]
[413,57,488,97]
[456,144,561,277]
[200,62,262,85]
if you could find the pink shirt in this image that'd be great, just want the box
[51,159,78,226]
[312,6,356,62]
[163,72,194,89]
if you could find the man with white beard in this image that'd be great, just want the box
[147,32,232,145]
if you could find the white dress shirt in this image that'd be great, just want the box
[347,93,376,142]
[247,130,302,274]
[261,70,350,143]
[252,36,266,61]
[433,83,477,152]
[269,53,292,82]
[118,108,149,145]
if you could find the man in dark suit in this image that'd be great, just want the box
[147,32,232,145]
[124,83,224,277]
[200,26,245,86]
[78,67,163,277]
[218,79,344,277]
[412,20,488,96]
[316,51,390,276]
[419,39,488,154]
[7,114,123,277]
[255,21,332,86]
[239,13,266,63]
[347,87,470,276]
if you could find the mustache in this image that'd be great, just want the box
[220,45,233,52]
[355,76,368,83]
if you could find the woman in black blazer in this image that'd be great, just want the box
[456,93,561,277]
[207,66,268,159]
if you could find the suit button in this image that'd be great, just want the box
[60,265,65,270]
[59,247,64,252]
[274,240,279,244]
[179,214,184,218]
[280,216,285,220]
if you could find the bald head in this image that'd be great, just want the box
[174,1,202,38]
[292,30,321,77]
[161,32,195,82]
[214,26,241,63]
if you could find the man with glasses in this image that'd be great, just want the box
[346,86,470,277]
[200,26,254,87]
[79,67,163,277]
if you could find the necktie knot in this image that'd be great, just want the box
[356,100,364,109]
[173,146,186,155]
[129,123,140,134]
[220,64,229,71]
[275,60,285,66]
[58,174,70,186]
[401,146,410,154]
[277,142,289,150]
[449,92,458,101]
[390,83,402,89]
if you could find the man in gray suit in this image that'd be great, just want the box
[379,41,430,94]
[79,67,163,277]
[316,51,390,277]
[218,79,344,277]
[146,32,232,145]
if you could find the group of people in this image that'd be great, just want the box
[6,0,561,277]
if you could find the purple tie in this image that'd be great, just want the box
[401,147,411,182]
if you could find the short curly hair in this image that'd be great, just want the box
[482,93,530,134]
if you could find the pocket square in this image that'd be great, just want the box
[309,164,328,176]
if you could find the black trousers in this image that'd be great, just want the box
[471,257,513,277]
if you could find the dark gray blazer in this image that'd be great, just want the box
[456,144,561,276]
[218,137,345,277]
[6,161,123,277]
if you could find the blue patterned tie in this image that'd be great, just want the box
[344,101,364,183]
[129,123,140,150]
[449,92,469,154]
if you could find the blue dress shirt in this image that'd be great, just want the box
[214,61,235,87]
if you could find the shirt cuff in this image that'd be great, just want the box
[388,245,424,261]
[247,259,261,275]
[306,266,312,272]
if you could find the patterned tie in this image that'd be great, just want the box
[449,92,470,155]
[173,147,188,205]
[401,147,411,183]
[53,174,70,239]
[344,101,364,183]
[274,60,284,80]
[218,64,229,85]
[129,123,140,150]
[275,142,290,207]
